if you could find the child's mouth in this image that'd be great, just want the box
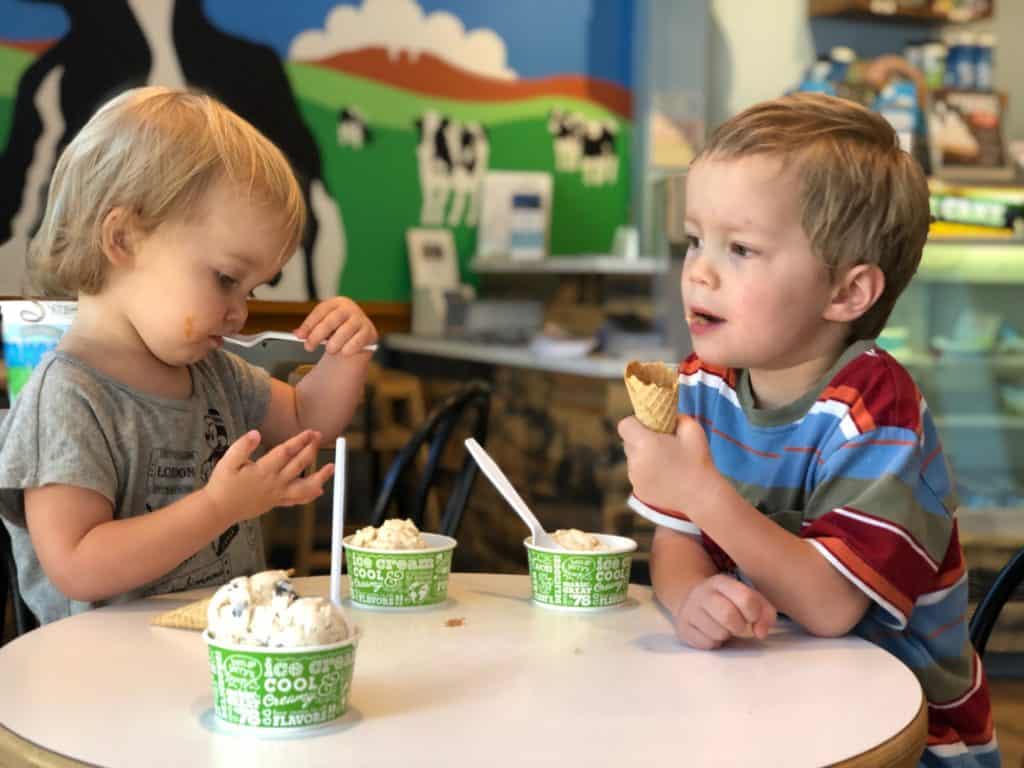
[689,310,724,326]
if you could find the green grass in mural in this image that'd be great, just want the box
[0,45,34,150]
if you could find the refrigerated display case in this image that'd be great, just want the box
[885,239,1024,659]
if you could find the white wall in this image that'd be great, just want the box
[707,0,814,130]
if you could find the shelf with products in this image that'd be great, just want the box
[809,0,992,23]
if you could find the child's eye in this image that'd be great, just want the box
[730,242,753,258]
[215,271,238,290]
[685,234,702,252]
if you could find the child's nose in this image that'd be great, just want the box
[684,250,718,288]
[225,298,248,330]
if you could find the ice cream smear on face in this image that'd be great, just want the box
[206,570,352,647]
[551,528,610,552]
[349,518,427,550]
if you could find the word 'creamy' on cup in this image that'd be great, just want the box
[344,528,457,609]
[525,533,636,609]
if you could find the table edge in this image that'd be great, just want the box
[830,689,927,768]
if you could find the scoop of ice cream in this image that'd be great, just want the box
[552,528,610,552]
[349,518,427,550]
[206,570,351,647]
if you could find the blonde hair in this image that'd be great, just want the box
[696,92,930,341]
[29,86,306,296]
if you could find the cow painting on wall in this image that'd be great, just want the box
[0,0,633,302]
[0,0,343,301]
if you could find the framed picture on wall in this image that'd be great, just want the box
[928,89,1016,181]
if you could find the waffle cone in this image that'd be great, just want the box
[624,361,679,434]
[151,597,211,632]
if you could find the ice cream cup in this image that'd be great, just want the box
[343,532,457,609]
[0,300,76,403]
[524,534,637,610]
[203,628,359,733]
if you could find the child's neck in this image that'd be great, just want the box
[747,344,851,411]
[59,298,192,400]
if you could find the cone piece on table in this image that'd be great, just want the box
[624,360,679,434]
[151,597,212,632]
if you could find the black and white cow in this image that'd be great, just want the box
[414,110,489,227]
[0,0,344,301]
[547,107,583,172]
[337,106,372,149]
[580,119,619,187]
[547,107,619,187]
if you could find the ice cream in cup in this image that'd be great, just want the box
[524,529,637,609]
[203,570,358,733]
[343,519,456,609]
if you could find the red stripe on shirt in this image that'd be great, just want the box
[812,536,914,619]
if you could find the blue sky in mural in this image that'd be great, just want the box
[0,0,630,86]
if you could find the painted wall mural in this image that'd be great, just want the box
[0,0,632,301]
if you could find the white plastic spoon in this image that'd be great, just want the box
[225,330,377,352]
[464,437,556,548]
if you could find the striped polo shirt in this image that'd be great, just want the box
[673,341,999,767]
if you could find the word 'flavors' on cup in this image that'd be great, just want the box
[0,300,76,402]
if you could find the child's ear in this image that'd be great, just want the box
[100,207,135,266]
[823,263,885,323]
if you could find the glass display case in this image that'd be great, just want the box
[885,239,1024,658]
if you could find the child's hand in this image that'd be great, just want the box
[618,413,715,512]
[294,297,378,355]
[203,429,334,523]
[675,574,777,649]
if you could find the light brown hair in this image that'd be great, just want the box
[696,92,930,340]
[29,86,306,296]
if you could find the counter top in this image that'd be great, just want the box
[384,333,673,379]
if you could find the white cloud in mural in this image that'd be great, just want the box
[289,0,516,80]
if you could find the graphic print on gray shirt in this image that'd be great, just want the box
[0,348,272,624]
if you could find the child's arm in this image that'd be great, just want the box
[621,415,870,638]
[258,297,378,446]
[651,526,776,648]
[24,429,330,602]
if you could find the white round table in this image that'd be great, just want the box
[0,573,925,767]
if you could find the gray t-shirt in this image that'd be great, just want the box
[0,348,272,624]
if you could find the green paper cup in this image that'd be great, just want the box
[204,629,359,733]
[525,534,636,609]
[343,533,456,609]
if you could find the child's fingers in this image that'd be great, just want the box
[294,302,336,338]
[281,463,334,504]
[221,430,261,470]
[714,576,777,636]
[706,591,756,639]
[280,439,322,479]
[340,323,378,356]
[261,430,319,473]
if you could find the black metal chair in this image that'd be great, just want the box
[369,380,491,538]
[1,520,36,642]
[970,546,1024,660]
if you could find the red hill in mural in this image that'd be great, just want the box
[306,46,631,120]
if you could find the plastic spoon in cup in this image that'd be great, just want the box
[465,437,555,548]
[225,330,378,352]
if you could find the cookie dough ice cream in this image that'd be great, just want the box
[206,569,351,647]
[349,518,427,550]
[552,528,611,552]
